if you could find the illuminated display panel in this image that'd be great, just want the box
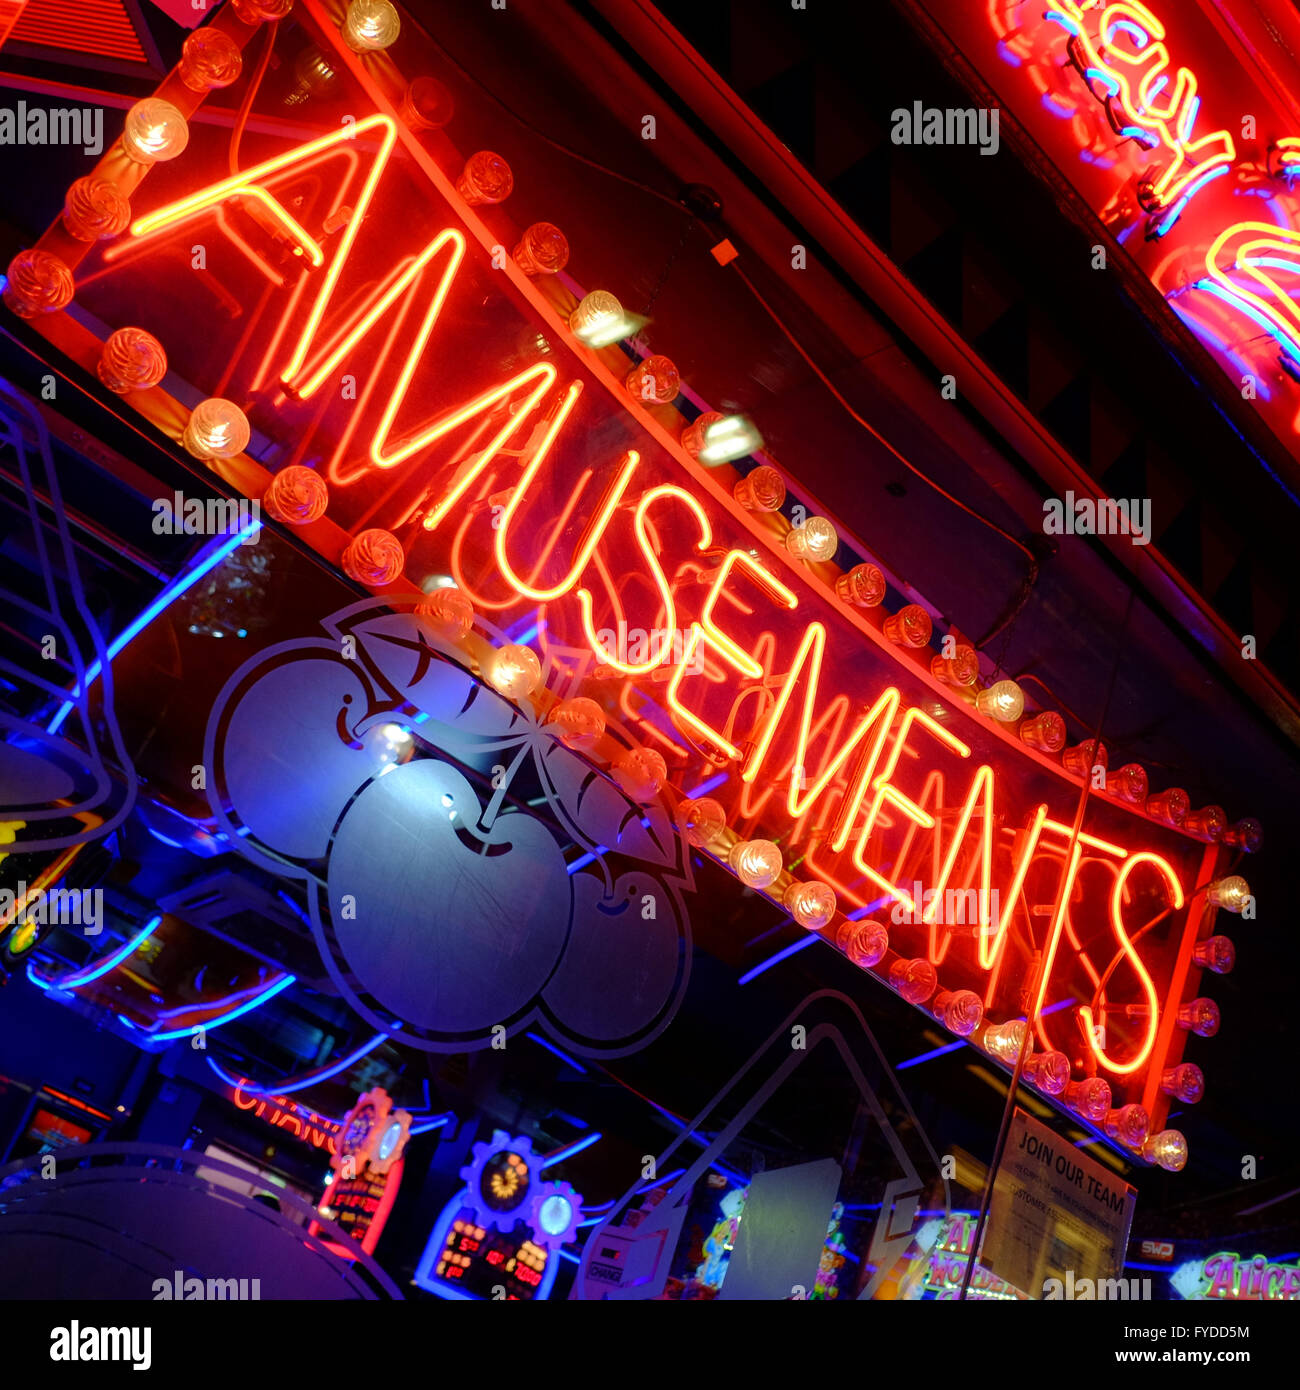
[13,0,1253,1161]
[310,1087,410,1257]
[432,1211,550,1301]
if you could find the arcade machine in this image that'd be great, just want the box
[311,1087,411,1258]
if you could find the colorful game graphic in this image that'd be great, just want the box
[311,1087,411,1258]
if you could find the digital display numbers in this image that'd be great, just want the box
[435,1212,549,1300]
[329,1172,389,1245]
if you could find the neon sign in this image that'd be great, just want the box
[230,1082,340,1153]
[11,0,1256,1163]
[1186,1253,1300,1301]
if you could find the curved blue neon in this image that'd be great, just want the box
[203,1032,388,1095]
[539,1131,602,1168]
[1106,19,1150,48]
[1193,279,1300,367]
[144,974,296,1041]
[26,916,162,993]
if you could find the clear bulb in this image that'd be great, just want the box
[262,465,328,525]
[680,412,725,461]
[983,1018,1027,1063]
[342,0,401,52]
[513,222,569,277]
[1061,739,1108,777]
[341,528,405,585]
[625,354,680,404]
[367,722,413,766]
[1185,805,1227,842]
[880,604,931,648]
[1019,711,1066,752]
[3,249,73,317]
[1142,1129,1188,1172]
[889,958,937,1004]
[785,517,838,563]
[569,291,627,347]
[1223,817,1262,853]
[122,99,189,164]
[729,838,782,889]
[975,679,1024,722]
[179,27,242,91]
[1146,787,1190,827]
[456,150,513,205]
[1206,877,1250,914]
[547,696,606,749]
[931,644,979,686]
[1064,1077,1111,1123]
[614,747,668,803]
[836,563,886,608]
[697,414,762,464]
[1177,997,1220,1037]
[1109,763,1148,804]
[733,466,785,512]
[836,919,888,968]
[1160,1062,1204,1104]
[486,643,542,700]
[1192,935,1235,974]
[182,398,250,459]
[1103,1103,1150,1149]
[935,988,983,1036]
[679,796,725,847]
[1024,1050,1070,1095]
[97,327,166,393]
[415,585,474,641]
[398,75,454,130]
[783,880,836,931]
[63,175,130,241]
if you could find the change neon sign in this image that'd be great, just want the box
[14,0,1251,1160]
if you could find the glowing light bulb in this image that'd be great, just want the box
[569,291,627,347]
[547,696,606,749]
[97,327,165,393]
[415,585,474,641]
[1142,1129,1188,1172]
[1176,997,1220,1037]
[934,988,983,1037]
[836,919,888,968]
[513,222,569,277]
[456,150,512,205]
[367,722,413,766]
[1064,1077,1111,1123]
[1192,936,1235,974]
[729,838,782,889]
[231,0,292,20]
[1023,1050,1070,1095]
[1103,1103,1149,1149]
[1109,763,1148,804]
[1061,739,1108,777]
[680,412,725,461]
[122,99,189,164]
[179,27,242,91]
[342,0,400,52]
[836,563,886,609]
[879,606,931,650]
[486,643,541,700]
[931,644,979,686]
[182,398,250,459]
[983,1018,1027,1063]
[678,796,725,847]
[341,528,405,585]
[1160,1062,1204,1104]
[1019,710,1066,752]
[785,516,838,563]
[262,465,328,525]
[614,747,668,803]
[284,44,338,106]
[889,957,937,1004]
[975,679,1024,722]
[1223,817,1262,853]
[1206,877,1251,914]
[3,249,73,317]
[625,354,680,404]
[698,414,762,464]
[783,880,836,931]
[1185,805,1226,842]
[63,175,130,241]
[398,76,454,130]
[733,466,785,512]
[1146,787,1189,827]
